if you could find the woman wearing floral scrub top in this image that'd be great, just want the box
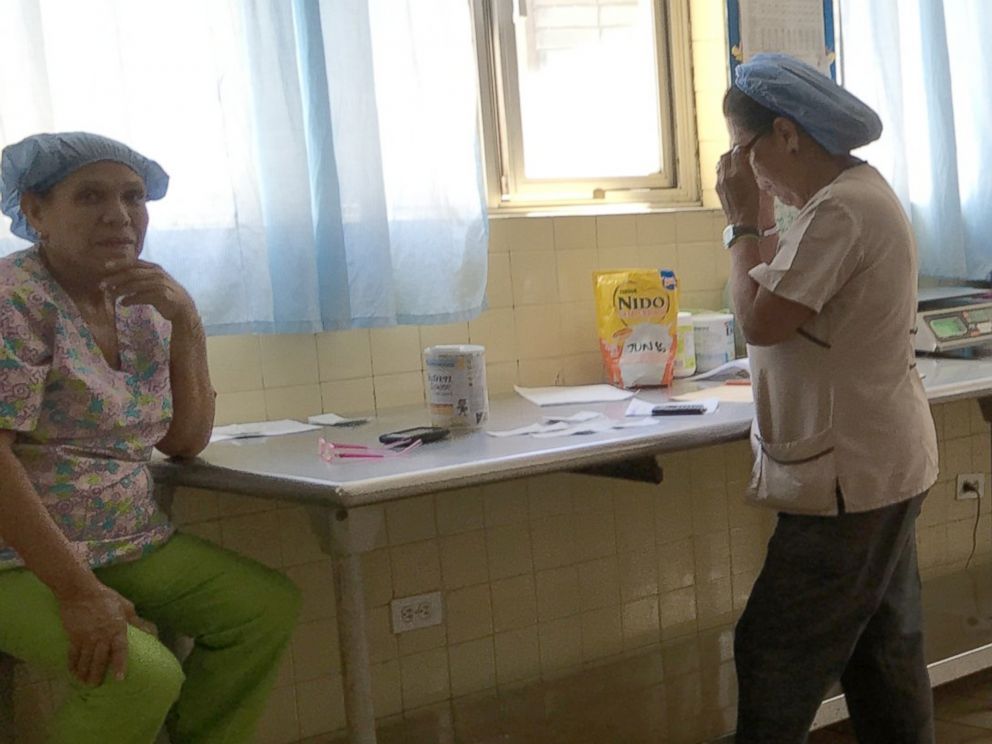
[0,132,300,744]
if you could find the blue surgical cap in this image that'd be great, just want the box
[0,132,169,241]
[734,53,882,155]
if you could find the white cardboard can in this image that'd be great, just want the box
[424,345,489,428]
[692,312,735,373]
[674,311,696,378]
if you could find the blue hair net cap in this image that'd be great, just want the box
[734,53,882,155]
[0,132,169,241]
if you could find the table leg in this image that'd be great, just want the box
[310,506,385,744]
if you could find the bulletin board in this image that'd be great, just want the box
[726,0,837,81]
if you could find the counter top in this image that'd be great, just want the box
[150,355,992,509]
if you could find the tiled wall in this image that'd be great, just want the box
[206,209,732,432]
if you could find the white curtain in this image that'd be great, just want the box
[0,0,488,333]
[840,0,992,280]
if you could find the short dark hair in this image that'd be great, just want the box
[722,85,779,134]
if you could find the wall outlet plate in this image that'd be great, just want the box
[956,473,986,501]
[390,591,443,633]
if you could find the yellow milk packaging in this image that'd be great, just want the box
[594,269,679,387]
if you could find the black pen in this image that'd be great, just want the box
[651,404,707,416]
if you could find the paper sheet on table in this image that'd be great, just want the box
[673,385,754,403]
[625,398,720,416]
[530,417,662,438]
[487,415,660,439]
[543,411,604,424]
[307,412,369,426]
[514,384,635,406]
[210,419,322,443]
[687,358,750,382]
[487,422,571,438]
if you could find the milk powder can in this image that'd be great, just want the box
[692,313,736,373]
[423,345,489,428]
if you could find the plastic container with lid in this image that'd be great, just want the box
[423,345,489,428]
[692,312,736,373]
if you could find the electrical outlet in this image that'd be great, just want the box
[956,473,986,501]
[390,591,443,633]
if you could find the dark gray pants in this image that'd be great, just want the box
[734,493,933,744]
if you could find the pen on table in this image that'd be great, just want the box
[725,379,751,386]
[651,406,706,416]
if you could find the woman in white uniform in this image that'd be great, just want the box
[716,53,939,743]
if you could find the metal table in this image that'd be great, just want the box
[149,357,992,744]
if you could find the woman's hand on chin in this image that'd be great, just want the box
[101,259,199,324]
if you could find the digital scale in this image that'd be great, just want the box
[915,286,992,355]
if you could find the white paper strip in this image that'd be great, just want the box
[486,422,571,438]
[210,419,322,443]
[307,412,370,426]
[542,411,605,424]
[514,385,635,406]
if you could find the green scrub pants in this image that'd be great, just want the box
[0,532,300,744]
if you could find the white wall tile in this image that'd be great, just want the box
[514,304,562,360]
[494,627,540,684]
[264,384,322,421]
[420,322,470,350]
[469,308,518,364]
[503,217,554,252]
[635,213,677,245]
[517,358,564,387]
[370,326,423,376]
[296,675,346,738]
[320,378,376,416]
[400,648,451,708]
[487,253,514,308]
[556,249,598,303]
[372,371,424,411]
[596,215,638,248]
[253,683,300,744]
[676,211,717,244]
[316,329,372,382]
[511,251,559,306]
[259,334,319,388]
[553,216,598,250]
[206,334,262,393]
[538,616,582,673]
[214,390,268,425]
[559,353,603,386]
[448,637,496,696]
[558,302,598,356]
[638,244,680,272]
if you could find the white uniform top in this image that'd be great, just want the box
[745,164,938,515]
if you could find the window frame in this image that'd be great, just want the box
[472,0,700,210]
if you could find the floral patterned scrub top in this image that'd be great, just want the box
[0,247,175,570]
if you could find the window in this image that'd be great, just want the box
[473,0,698,208]
[1,0,488,333]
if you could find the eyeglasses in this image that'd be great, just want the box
[318,436,422,462]
[733,130,769,154]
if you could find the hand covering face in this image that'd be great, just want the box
[0,132,169,241]
[734,53,882,155]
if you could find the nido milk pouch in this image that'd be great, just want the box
[594,269,680,388]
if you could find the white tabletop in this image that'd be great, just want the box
[150,356,992,509]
